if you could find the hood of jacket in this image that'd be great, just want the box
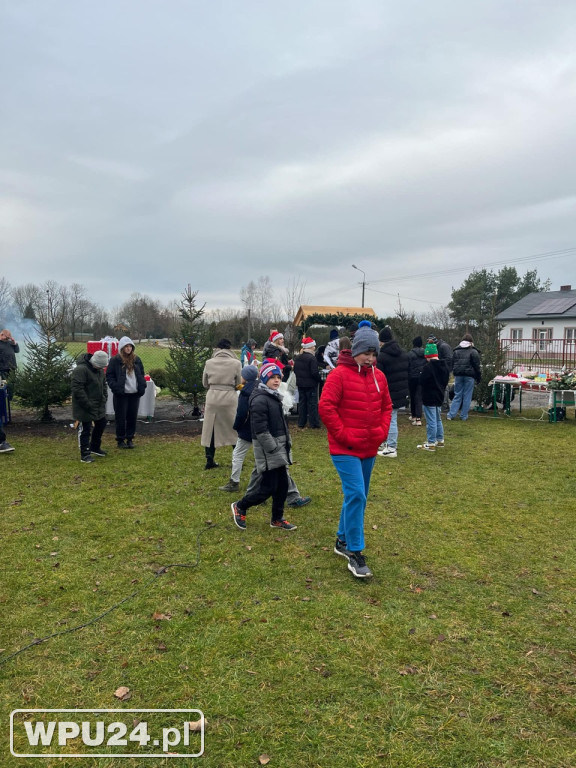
[75,352,99,370]
[213,348,238,360]
[380,340,404,357]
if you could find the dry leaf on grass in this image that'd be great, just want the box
[188,719,206,732]
[152,612,172,621]
[113,686,131,701]
[259,755,271,765]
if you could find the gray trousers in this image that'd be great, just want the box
[230,438,252,482]
[246,465,300,504]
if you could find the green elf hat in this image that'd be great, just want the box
[424,343,439,358]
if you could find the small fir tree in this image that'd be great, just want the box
[165,285,213,418]
[12,330,73,421]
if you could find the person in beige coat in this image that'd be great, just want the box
[201,339,242,469]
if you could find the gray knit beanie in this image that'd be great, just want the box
[351,321,380,357]
[241,365,258,382]
[90,350,109,369]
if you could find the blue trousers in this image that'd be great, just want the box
[423,405,444,444]
[448,376,475,420]
[331,455,376,552]
[387,408,398,449]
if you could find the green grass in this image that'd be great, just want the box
[66,342,171,372]
[1,413,575,767]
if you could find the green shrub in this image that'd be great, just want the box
[147,367,167,388]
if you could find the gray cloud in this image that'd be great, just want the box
[2,0,576,317]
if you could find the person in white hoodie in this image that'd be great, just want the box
[106,336,147,448]
[323,329,340,369]
[447,334,482,421]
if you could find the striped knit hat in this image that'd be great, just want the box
[301,336,315,349]
[260,362,282,383]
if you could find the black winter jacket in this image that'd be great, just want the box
[421,360,450,407]
[437,339,453,371]
[249,384,292,472]
[407,346,426,380]
[376,341,410,409]
[106,354,147,396]
[293,351,321,389]
[452,345,482,382]
[233,379,256,442]
[71,354,108,422]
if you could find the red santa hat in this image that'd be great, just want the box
[301,336,316,349]
[270,331,284,344]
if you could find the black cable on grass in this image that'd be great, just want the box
[0,522,219,668]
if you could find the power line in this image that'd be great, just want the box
[369,246,576,286]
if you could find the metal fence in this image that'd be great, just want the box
[500,338,576,371]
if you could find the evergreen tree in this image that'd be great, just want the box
[164,285,212,418]
[12,331,73,421]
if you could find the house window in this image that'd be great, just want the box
[532,327,553,351]
[565,327,576,343]
[511,328,523,342]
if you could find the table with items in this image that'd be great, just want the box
[490,376,575,421]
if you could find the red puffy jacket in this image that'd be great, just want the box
[319,349,392,458]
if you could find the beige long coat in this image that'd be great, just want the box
[200,349,242,448]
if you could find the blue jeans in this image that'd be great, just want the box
[387,408,398,449]
[448,376,475,420]
[423,405,443,444]
[331,455,376,552]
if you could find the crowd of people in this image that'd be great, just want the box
[1,322,483,580]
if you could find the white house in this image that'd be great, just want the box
[497,285,576,369]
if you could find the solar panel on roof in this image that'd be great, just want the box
[527,297,576,315]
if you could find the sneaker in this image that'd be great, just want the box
[416,443,436,452]
[334,538,352,560]
[205,460,219,470]
[126,439,135,449]
[117,440,129,449]
[0,441,15,453]
[435,440,445,447]
[413,419,422,426]
[378,445,397,457]
[219,480,240,492]
[80,453,95,463]
[231,502,246,530]
[270,519,297,530]
[287,496,311,508]
[446,416,453,421]
[347,552,373,578]
[90,448,107,457]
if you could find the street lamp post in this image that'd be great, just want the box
[351,264,366,308]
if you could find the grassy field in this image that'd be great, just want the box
[1,413,575,767]
[66,342,171,372]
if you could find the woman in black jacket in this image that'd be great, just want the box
[293,336,321,428]
[447,334,482,421]
[106,336,146,448]
[376,326,409,457]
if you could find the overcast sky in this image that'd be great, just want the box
[2,0,576,319]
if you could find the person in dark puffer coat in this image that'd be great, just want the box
[106,336,147,449]
[407,336,426,424]
[448,334,482,421]
[231,362,297,531]
[375,326,409,457]
[72,350,109,462]
[320,321,392,579]
[293,336,321,428]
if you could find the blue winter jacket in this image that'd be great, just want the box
[232,379,256,441]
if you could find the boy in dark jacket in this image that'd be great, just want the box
[376,326,409,458]
[293,336,321,428]
[231,362,297,532]
[219,365,258,492]
[417,344,450,452]
[407,336,425,425]
[71,350,109,463]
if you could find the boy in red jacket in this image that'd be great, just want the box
[319,321,392,578]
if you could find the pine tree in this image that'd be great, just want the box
[165,285,212,418]
[12,330,73,421]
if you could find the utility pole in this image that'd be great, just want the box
[352,264,366,308]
